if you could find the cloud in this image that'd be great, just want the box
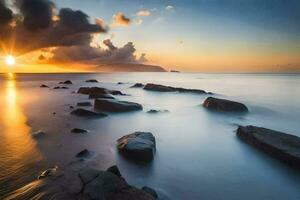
[51,39,147,65]
[0,0,107,55]
[166,5,175,11]
[137,9,151,17]
[112,12,130,27]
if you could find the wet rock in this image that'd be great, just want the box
[237,125,300,169]
[170,70,180,73]
[38,166,59,180]
[40,84,49,88]
[203,97,248,112]
[76,149,91,158]
[131,83,144,88]
[71,128,88,134]
[32,130,46,138]
[71,108,107,118]
[110,90,126,96]
[85,79,98,83]
[142,186,158,199]
[89,93,115,99]
[77,87,125,96]
[117,132,156,162]
[77,102,92,107]
[94,99,143,112]
[59,80,72,84]
[147,109,169,114]
[117,82,123,84]
[144,83,207,94]
[69,105,74,109]
[106,165,122,178]
[53,86,69,89]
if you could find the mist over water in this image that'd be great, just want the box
[0,73,300,199]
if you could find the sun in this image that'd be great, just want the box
[5,55,16,66]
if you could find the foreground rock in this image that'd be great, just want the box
[142,186,158,199]
[77,102,92,107]
[144,83,208,94]
[237,125,300,169]
[71,108,107,118]
[131,83,144,88]
[6,166,155,200]
[203,97,248,112]
[59,80,72,84]
[85,79,98,83]
[95,99,143,112]
[38,166,60,180]
[117,132,156,162]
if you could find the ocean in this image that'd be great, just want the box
[0,72,300,199]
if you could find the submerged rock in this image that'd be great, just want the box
[144,83,207,94]
[94,99,143,112]
[32,130,46,138]
[89,93,115,99]
[203,97,248,112]
[117,132,156,162]
[71,108,107,118]
[59,80,72,84]
[76,149,92,158]
[53,86,69,89]
[38,166,59,180]
[237,125,300,169]
[77,102,92,107]
[117,82,123,84]
[142,186,158,199]
[40,84,49,88]
[85,79,98,83]
[131,83,145,88]
[147,109,169,114]
[71,128,88,134]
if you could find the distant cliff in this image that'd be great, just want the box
[96,63,166,72]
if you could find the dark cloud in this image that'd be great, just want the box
[51,39,146,64]
[0,0,13,26]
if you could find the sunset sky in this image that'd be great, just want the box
[0,0,299,72]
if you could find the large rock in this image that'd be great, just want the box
[203,97,248,112]
[77,102,92,107]
[117,132,156,162]
[131,83,144,88]
[89,93,115,99]
[94,99,142,112]
[71,108,107,118]
[78,87,125,96]
[237,125,300,169]
[85,79,98,83]
[59,80,72,84]
[143,83,207,94]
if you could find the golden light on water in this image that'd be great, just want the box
[5,55,16,66]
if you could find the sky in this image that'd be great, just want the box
[0,0,300,72]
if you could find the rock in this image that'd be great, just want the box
[77,101,92,107]
[69,105,74,109]
[142,186,158,199]
[106,165,122,178]
[77,87,125,96]
[147,109,169,114]
[89,93,115,99]
[110,90,126,95]
[144,83,207,94]
[71,108,107,118]
[40,84,49,88]
[203,97,248,112]
[117,82,123,84]
[76,149,91,158]
[71,128,88,134]
[53,86,69,89]
[94,99,143,112]
[38,166,59,180]
[85,79,98,83]
[32,130,46,138]
[117,132,156,162]
[131,83,144,88]
[59,80,72,84]
[237,125,300,169]
[170,70,180,73]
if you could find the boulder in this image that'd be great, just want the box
[131,83,144,88]
[78,87,125,96]
[110,90,126,96]
[71,108,107,118]
[77,102,92,107]
[237,125,300,169]
[203,97,248,112]
[76,149,92,158]
[59,80,72,84]
[71,128,88,134]
[94,99,143,112]
[106,165,122,178]
[40,84,49,88]
[143,83,207,94]
[117,132,156,162]
[85,79,98,83]
[142,186,158,199]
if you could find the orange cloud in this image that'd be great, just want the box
[137,10,151,17]
[112,12,130,27]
